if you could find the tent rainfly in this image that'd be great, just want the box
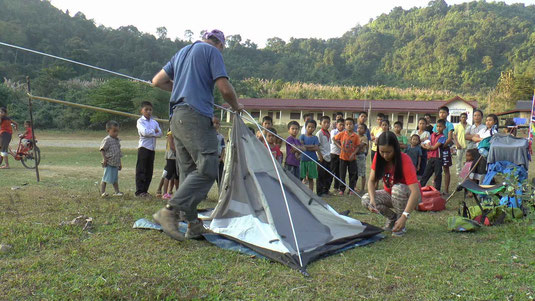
[204,115,383,273]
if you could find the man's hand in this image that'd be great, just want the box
[101,160,108,168]
[155,128,160,134]
[119,164,122,171]
[393,215,407,232]
[233,103,244,113]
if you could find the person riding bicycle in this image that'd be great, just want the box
[19,120,34,148]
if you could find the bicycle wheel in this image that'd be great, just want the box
[21,146,41,169]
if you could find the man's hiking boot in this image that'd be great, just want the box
[185,219,210,239]
[153,207,185,241]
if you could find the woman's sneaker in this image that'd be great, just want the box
[392,228,407,237]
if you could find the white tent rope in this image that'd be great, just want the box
[242,110,304,269]
[0,41,152,84]
[0,40,362,199]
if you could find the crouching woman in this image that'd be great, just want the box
[361,131,421,237]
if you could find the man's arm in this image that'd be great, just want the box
[215,78,243,112]
[151,70,173,92]
[168,134,176,152]
[445,129,453,145]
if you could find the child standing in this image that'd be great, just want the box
[135,101,162,197]
[214,117,226,188]
[330,118,345,193]
[285,121,303,179]
[0,107,18,169]
[420,119,447,191]
[411,118,430,176]
[256,116,273,140]
[334,117,360,195]
[300,119,320,191]
[264,128,283,164]
[393,121,408,152]
[356,123,369,193]
[162,130,179,200]
[370,113,385,163]
[432,106,454,194]
[406,134,422,173]
[100,120,123,197]
[316,116,332,197]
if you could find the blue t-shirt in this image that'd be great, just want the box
[299,134,319,162]
[163,42,229,118]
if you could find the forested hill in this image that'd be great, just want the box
[1,0,535,93]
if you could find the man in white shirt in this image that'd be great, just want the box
[465,109,486,150]
[135,101,162,197]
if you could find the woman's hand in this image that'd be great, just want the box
[368,201,379,213]
[393,215,407,232]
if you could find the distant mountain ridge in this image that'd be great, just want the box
[0,0,534,92]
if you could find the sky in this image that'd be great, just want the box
[49,0,535,47]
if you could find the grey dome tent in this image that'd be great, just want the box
[204,115,383,273]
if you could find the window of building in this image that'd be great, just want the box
[276,112,281,119]
[397,115,404,124]
[408,116,414,124]
[267,111,274,119]
[317,113,323,120]
[290,112,301,120]
[450,115,460,123]
[430,115,437,123]
[251,111,260,119]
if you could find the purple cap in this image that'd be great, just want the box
[203,29,225,46]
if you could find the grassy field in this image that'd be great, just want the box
[1,138,535,300]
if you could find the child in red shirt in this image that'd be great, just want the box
[420,119,447,191]
[0,107,18,169]
[19,121,34,148]
[264,128,283,164]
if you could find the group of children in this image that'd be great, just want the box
[253,105,500,198]
[98,101,228,198]
[258,112,370,197]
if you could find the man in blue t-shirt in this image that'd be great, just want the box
[151,29,243,241]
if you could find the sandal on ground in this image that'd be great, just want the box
[113,192,124,197]
[101,192,109,197]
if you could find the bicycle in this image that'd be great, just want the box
[8,137,41,169]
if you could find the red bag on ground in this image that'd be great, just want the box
[418,186,446,211]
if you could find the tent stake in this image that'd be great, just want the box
[26,77,40,182]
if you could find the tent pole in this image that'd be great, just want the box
[27,94,168,124]
[26,77,40,182]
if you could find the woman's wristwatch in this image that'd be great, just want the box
[402,211,410,219]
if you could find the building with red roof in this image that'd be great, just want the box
[222,96,478,131]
